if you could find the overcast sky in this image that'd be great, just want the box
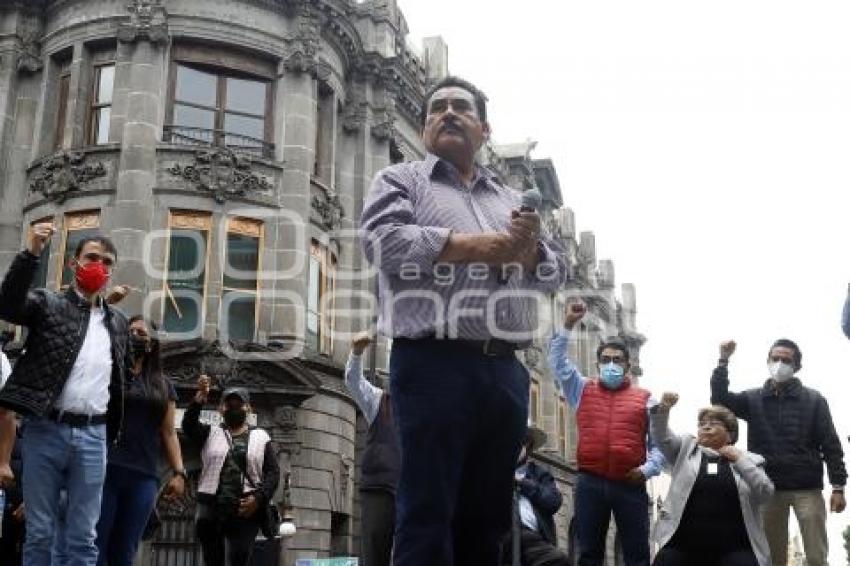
[399,0,850,562]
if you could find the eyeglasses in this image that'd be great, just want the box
[698,420,727,429]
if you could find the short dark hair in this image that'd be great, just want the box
[74,234,118,260]
[596,337,630,363]
[698,405,739,444]
[420,76,488,126]
[768,338,802,371]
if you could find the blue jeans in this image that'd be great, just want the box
[95,464,159,566]
[21,418,107,566]
[574,472,650,566]
[389,339,529,566]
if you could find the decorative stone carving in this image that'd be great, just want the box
[274,406,298,434]
[341,92,368,134]
[15,29,42,74]
[310,190,344,231]
[29,151,107,203]
[118,0,169,45]
[167,148,273,203]
[370,100,396,142]
[282,3,330,79]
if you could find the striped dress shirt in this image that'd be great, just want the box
[360,153,568,344]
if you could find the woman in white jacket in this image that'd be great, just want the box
[650,392,774,566]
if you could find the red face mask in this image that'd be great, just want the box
[75,261,110,294]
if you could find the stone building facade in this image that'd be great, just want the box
[0,0,644,563]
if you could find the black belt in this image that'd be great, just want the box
[48,410,107,427]
[397,336,521,357]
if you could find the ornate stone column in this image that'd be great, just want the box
[106,0,170,316]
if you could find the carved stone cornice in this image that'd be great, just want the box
[310,188,344,231]
[166,148,274,204]
[29,151,107,203]
[118,0,170,45]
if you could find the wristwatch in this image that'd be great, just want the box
[172,468,188,480]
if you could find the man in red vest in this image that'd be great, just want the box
[547,303,663,566]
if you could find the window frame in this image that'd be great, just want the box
[87,62,116,146]
[161,210,213,337]
[221,217,263,342]
[529,378,541,427]
[307,240,337,355]
[165,50,275,155]
[557,395,568,458]
[54,72,71,150]
[57,211,101,289]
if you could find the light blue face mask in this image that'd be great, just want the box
[599,362,625,389]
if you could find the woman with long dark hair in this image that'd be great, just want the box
[94,315,187,566]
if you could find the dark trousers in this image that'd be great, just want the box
[360,489,395,566]
[653,546,758,566]
[95,464,159,566]
[0,516,25,566]
[520,528,570,566]
[196,502,260,566]
[390,339,529,566]
[574,472,649,566]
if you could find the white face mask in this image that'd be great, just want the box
[769,361,795,383]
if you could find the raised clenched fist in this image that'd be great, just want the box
[350,331,373,356]
[195,374,211,404]
[28,223,55,257]
[719,340,737,360]
[564,302,587,330]
[660,392,679,410]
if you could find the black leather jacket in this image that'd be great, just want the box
[0,250,128,443]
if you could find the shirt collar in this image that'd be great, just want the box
[423,152,501,191]
[761,377,802,397]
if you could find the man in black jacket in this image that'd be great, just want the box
[514,426,569,566]
[711,338,846,566]
[0,223,128,566]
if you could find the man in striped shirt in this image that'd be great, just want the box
[360,75,567,566]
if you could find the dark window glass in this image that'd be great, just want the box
[223,230,260,341]
[224,114,264,141]
[223,233,259,290]
[175,65,217,107]
[174,104,215,130]
[223,291,256,342]
[163,229,208,335]
[226,77,266,114]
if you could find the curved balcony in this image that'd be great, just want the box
[163,125,275,160]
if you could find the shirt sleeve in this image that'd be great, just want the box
[165,378,178,401]
[842,287,850,340]
[640,403,666,478]
[344,352,383,425]
[523,238,569,293]
[0,352,10,389]
[359,168,451,276]
[547,329,587,408]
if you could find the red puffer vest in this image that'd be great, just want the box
[576,379,650,481]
